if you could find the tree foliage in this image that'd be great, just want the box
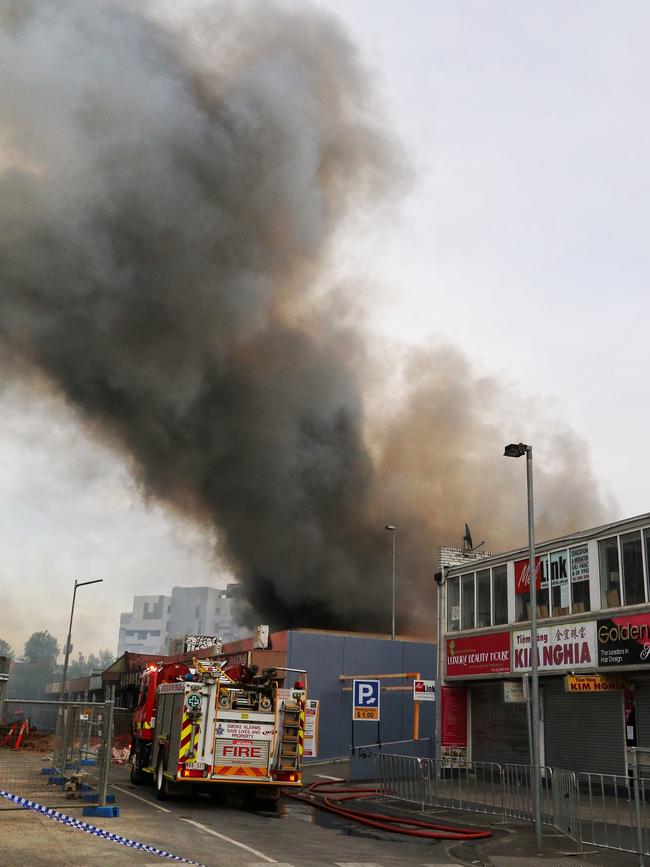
[0,638,13,658]
[7,631,60,700]
[24,631,59,665]
[67,650,115,678]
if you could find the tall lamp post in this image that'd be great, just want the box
[504,442,541,850]
[59,578,103,701]
[385,525,397,640]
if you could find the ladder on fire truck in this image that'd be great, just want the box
[278,701,301,771]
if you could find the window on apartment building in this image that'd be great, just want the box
[570,544,590,613]
[622,531,645,606]
[599,536,621,607]
[461,573,475,629]
[492,565,508,624]
[137,631,147,640]
[476,570,491,627]
[447,576,460,632]
[550,549,570,616]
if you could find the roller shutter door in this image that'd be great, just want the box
[544,676,624,775]
[470,682,529,765]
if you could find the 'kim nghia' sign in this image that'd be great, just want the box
[512,620,597,672]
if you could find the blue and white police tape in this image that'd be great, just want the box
[0,790,206,866]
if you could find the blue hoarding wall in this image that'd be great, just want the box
[285,631,436,761]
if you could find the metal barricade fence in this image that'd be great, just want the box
[0,696,117,811]
[374,750,650,863]
[375,753,543,820]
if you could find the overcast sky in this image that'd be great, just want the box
[2,1,649,659]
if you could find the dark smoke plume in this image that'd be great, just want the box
[0,1,609,636]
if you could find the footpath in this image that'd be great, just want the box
[302,760,644,867]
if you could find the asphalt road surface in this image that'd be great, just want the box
[104,766,469,867]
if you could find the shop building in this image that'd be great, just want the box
[438,512,650,775]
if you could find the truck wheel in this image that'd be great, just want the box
[155,757,173,800]
[130,745,147,785]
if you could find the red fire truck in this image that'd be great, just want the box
[130,657,307,802]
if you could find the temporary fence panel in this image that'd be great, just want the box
[552,767,579,840]
[375,753,548,821]
[0,696,119,811]
[501,763,554,824]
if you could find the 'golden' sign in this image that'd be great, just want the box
[564,674,630,693]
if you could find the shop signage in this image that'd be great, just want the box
[514,556,543,595]
[565,674,631,693]
[570,544,589,582]
[512,620,597,672]
[441,685,467,747]
[598,613,650,667]
[413,679,436,701]
[303,699,319,757]
[503,681,526,703]
[446,632,510,677]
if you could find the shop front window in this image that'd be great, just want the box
[537,555,550,619]
[492,565,508,624]
[461,573,476,629]
[477,570,491,627]
[622,531,645,606]
[599,536,621,608]
[570,544,590,613]
[447,576,460,632]
[516,587,529,622]
[550,549,570,616]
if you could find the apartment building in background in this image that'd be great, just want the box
[117,583,247,655]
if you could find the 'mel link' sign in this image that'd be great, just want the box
[352,679,380,721]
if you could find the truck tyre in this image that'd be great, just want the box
[130,744,147,785]
[155,757,174,800]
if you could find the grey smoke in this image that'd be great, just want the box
[0,1,609,635]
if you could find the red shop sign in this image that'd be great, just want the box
[441,685,467,747]
[515,556,543,595]
[446,632,510,677]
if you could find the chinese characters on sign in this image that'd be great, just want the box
[512,620,597,672]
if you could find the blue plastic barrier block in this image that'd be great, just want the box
[40,767,57,775]
[80,783,92,791]
[82,791,98,802]
[48,776,68,785]
[82,805,120,818]
[80,758,97,766]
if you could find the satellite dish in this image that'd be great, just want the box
[463,523,473,550]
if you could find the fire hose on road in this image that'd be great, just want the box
[283,778,493,841]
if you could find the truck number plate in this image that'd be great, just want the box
[185,762,205,770]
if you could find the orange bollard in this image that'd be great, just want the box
[1,722,16,747]
[11,720,27,750]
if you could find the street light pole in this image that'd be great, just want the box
[504,442,542,851]
[385,525,397,640]
[58,579,103,702]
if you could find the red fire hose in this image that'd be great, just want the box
[283,778,492,841]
